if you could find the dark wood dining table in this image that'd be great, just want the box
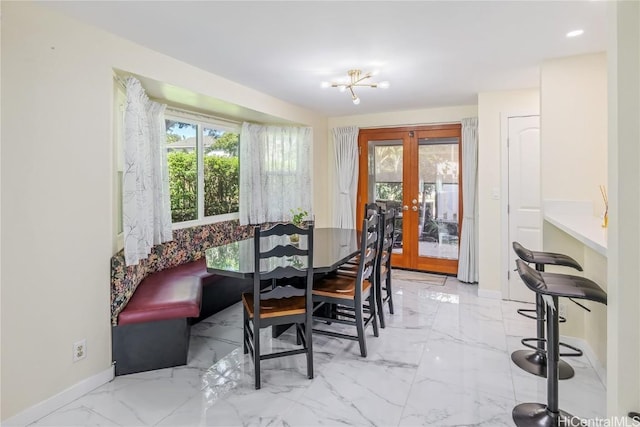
[205,227,360,278]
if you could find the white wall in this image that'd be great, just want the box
[606,0,640,418]
[541,53,608,214]
[477,89,540,294]
[0,2,327,420]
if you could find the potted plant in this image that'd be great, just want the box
[289,208,308,243]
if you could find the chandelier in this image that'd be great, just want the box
[321,69,390,105]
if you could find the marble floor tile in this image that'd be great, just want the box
[27,270,606,427]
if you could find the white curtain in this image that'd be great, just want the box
[123,77,172,266]
[239,122,312,225]
[457,117,479,283]
[332,126,359,229]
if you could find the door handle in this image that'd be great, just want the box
[412,199,418,205]
[403,205,409,211]
[412,206,418,211]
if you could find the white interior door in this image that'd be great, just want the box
[507,115,541,302]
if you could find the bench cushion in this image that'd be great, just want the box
[118,261,204,325]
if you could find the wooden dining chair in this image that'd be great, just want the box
[242,222,314,389]
[312,211,379,357]
[374,208,396,328]
[340,202,380,271]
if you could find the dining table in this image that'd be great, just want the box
[205,227,361,278]
[205,227,361,337]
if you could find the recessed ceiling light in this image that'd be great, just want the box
[566,29,584,38]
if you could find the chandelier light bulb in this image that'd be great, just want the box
[378,81,390,89]
[320,81,330,88]
[352,96,360,105]
[566,29,584,38]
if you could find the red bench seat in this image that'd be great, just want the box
[118,261,206,325]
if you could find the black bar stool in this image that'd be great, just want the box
[512,242,583,380]
[513,259,607,427]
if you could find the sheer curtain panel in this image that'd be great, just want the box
[239,123,312,225]
[457,117,479,283]
[332,126,359,229]
[123,77,172,266]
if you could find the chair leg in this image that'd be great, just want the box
[253,319,261,390]
[354,302,368,357]
[305,316,314,379]
[243,309,249,355]
[386,271,395,314]
[295,324,303,345]
[370,292,379,338]
[376,277,386,329]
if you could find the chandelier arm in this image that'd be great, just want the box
[351,74,373,86]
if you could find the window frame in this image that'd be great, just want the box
[164,110,241,229]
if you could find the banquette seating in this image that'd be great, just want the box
[110,220,254,376]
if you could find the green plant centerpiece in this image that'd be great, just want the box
[289,208,308,243]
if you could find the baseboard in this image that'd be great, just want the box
[560,334,607,387]
[478,288,502,299]
[2,365,115,426]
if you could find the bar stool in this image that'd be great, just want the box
[513,259,607,427]
[512,241,583,380]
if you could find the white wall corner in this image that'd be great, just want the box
[560,334,607,387]
[2,366,115,426]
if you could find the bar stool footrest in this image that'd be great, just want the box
[520,338,582,357]
[521,337,543,351]
[516,308,538,320]
[515,308,567,323]
[559,342,583,358]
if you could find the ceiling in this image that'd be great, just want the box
[42,1,608,117]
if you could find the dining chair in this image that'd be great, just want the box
[374,208,396,328]
[242,222,314,389]
[312,210,379,357]
[340,202,380,270]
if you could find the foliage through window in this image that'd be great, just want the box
[165,117,239,224]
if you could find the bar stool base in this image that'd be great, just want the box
[513,403,580,427]
[511,350,575,380]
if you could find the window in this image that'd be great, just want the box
[165,115,240,225]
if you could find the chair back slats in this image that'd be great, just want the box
[253,222,314,310]
[259,284,305,299]
[260,265,310,281]
[378,209,395,266]
[260,245,308,259]
[355,211,379,293]
[259,222,307,237]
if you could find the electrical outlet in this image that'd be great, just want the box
[559,302,567,319]
[73,339,87,362]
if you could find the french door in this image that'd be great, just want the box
[357,124,462,274]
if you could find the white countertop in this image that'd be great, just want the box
[543,201,608,257]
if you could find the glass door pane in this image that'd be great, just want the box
[418,137,459,260]
[368,139,404,254]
